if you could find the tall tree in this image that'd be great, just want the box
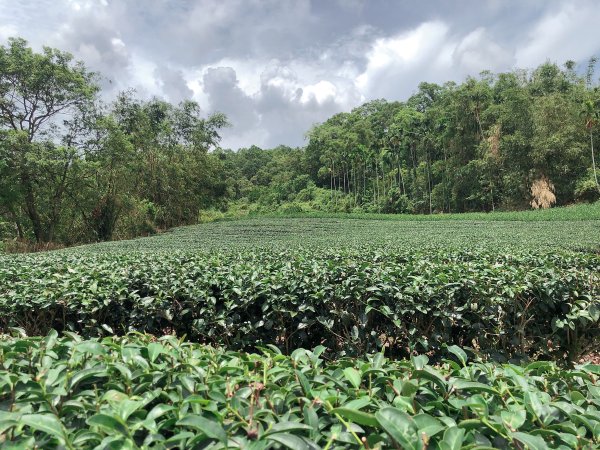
[581,95,600,192]
[0,38,98,242]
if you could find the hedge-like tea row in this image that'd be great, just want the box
[0,332,599,449]
[1,248,598,362]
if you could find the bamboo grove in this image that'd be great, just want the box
[221,61,600,216]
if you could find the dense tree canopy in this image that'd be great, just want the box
[223,62,600,215]
[0,38,598,247]
[0,39,228,246]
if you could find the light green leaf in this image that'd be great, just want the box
[512,432,549,450]
[452,380,498,395]
[75,341,106,356]
[413,413,445,438]
[392,395,416,414]
[296,370,313,398]
[439,427,465,450]
[344,396,372,410]
[69,367,108,389]
[411,355,428,370]
[331,407,379,427]
[21,414,66,442]
[501,409,526,431]
[43,329,59,350]
[524,391,550,420]
[147,342,164,363]
[446,345,468,367]
[87,413,130,436]
[147,404,176,421]
[117,399,143,421]
[343,367,361,389]
[102,390,130,403]
[266,433,310,450]
[266,421,313,435]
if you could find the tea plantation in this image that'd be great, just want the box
[1,210,600,448]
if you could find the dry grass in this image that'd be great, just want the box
[579,352,600,365]
[2,240,65,254]
[487,124,501,158]
[530,177,556,209]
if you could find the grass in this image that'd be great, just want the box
[282,201,599,220]
[224,200,600,222]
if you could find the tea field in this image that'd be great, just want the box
[67,213,600,254]
[1,210,600,448]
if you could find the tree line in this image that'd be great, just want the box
[222,62,600,215]
[0,38,228,246]
[1,38,599,246]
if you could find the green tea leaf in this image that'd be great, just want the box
[147,343,165,363]
[375,407,422,450]
[446,345,468,367]
[413,413,445,438]
[343,367,361,389]
[87,413,130,436]
[512,432,549,450]
[147,404,176,421]
[176,414,227,443]
[501,409,526,431]
[75,342,106,356]
[439,427,465,450]
[331,407,378,427]
[266,421,313,435]
[21,414,66,441]
[266,433,311,450]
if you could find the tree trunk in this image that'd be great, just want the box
[21,170,46,243]
[374,161,379,206]
[591,129,599,191]
[330,161,334,201]
[7,208,24,239]
[426,148,432,214]
[443,148,449,213]
[363,164,366,199]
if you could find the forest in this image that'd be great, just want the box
[1,37,599,247]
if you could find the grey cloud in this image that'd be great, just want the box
[1,0,599,148]
[125,0,317,66]
[154,66,194,103]
[202,64,357,148]
[453,28,515,73]
[49,3,132,94]
[203,67,259,132]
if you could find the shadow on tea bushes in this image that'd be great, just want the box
[0,248,598,364]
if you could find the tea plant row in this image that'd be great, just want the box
[1,248,598,362]
[65,216,600,254]
[1,332,599,449]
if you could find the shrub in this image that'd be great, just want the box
[0,332,598,449]
[1,248,597,363]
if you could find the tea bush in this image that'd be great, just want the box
[1,248,598,363]
[1,332,599,449]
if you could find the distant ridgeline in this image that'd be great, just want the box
[0,36,599,246]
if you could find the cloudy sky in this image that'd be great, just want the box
[1,0,599,149]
